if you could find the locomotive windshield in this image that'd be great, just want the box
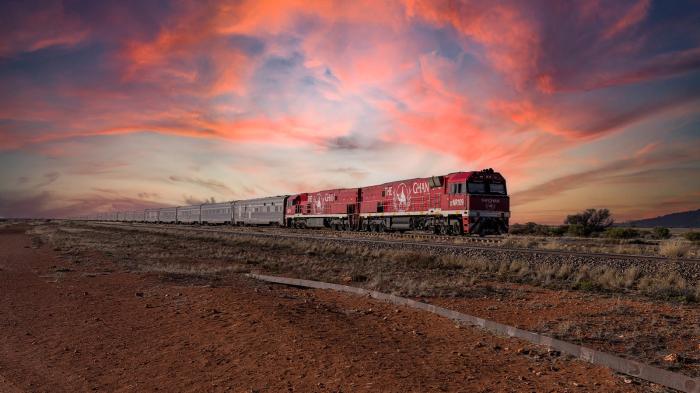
[489,183,506,194]
[467,181,506,195]
[467,182,486,194]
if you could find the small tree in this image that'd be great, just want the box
[564,208,614,236]
[684,231,700,242]
[652,227,671,239]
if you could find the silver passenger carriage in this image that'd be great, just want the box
[158,207,177,223]
[201,202,233,224]
[234,196,287,225]
[145,208,159,222]
[127,211,143,222]
[177,205,201,224]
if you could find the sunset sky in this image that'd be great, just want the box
[1,0,699,223]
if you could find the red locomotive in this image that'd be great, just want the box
[286,168,509,235]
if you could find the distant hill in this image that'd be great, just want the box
[626,209,700,228]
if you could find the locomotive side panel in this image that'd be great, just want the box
[286,189,359,228]
[360,178,440,216]
[307,188,359,216]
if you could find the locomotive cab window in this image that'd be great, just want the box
[467,182,486,194]
[488,183,506,194]
[449,183,465,194]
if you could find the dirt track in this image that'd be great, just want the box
[0,224,643,392]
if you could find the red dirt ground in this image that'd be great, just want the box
[0,225,644,392]
[433,284,699,375]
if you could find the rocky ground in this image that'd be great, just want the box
[2,221,697,392]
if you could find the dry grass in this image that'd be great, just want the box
[658,240,691,258]
[515,234,700,258]
[28,222,700,302]
[501,237,539,249]
[144,262,248,276]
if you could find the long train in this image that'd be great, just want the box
[78,169,510,235]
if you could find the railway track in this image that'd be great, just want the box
[90,221,700,263]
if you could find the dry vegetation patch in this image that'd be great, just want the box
[31,222,700,303]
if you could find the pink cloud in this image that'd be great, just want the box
[0,1,90,56]
[602,0,651,39]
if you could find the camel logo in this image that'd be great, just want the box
[314,194,323,212]
[393,182,411,212]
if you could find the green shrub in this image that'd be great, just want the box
[604,227,640,239]
[683,231,700,242]
[550,225,568,236]
[564,208,614,236]
[575,280,596,291]
[567,224,588,237]
[509,222,565,236]
[652,227,671,239]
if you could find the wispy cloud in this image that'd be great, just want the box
[168,175,236,196]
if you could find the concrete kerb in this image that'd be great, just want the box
[247,273,699,393]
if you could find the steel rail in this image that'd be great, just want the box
[89,222,700,263]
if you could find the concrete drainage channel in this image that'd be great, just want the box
[248,273,699,393]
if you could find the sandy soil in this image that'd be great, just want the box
[0,224,647,392]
